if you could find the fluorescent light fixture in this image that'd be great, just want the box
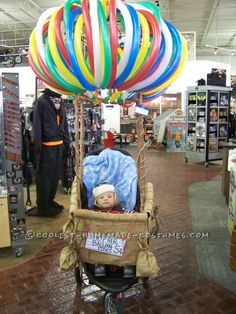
[206,44,236,53]
[20,7,37,20]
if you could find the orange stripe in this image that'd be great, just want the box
[57,114,60,126]
[42,140,63,146]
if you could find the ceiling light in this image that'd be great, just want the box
[20,7,37,20]
[206,44,236,55]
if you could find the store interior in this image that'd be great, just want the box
[1,0,236,313]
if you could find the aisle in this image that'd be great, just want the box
[1,150,236,314]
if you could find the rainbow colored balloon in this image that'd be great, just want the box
[29,0,187,103]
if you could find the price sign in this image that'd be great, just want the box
[85,233,126,256]
[135,103,149,116]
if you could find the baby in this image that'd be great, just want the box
[92,184,134,278]
[93,183,120,212]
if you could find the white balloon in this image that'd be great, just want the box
[36,7,57,63]
[89,0,102,87]
[115,0,134,79]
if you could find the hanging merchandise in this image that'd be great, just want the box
[21,108,36,214]
[28,0,188,103]
[62,99,102,193]
[0,73,26,256]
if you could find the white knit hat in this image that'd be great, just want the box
[93,184,115,198]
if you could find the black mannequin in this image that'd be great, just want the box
[32,88,69,217]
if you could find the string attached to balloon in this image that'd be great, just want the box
[29,0,187,103]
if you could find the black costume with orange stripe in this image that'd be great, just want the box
[33,88,69,212]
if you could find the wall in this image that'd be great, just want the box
[197,55,236,74]
[165,60,231,109]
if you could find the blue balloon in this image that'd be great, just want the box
[113,4,140,87]
[65,6,96,90]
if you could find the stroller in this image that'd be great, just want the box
[61,148,159,313]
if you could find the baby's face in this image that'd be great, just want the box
[96,191,116,209]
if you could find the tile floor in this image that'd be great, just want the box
[1,150,236,313]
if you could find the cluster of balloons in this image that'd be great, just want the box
[29,0,187,103]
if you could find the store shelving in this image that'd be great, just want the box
[0,73,26,255]
[186,85,231,166]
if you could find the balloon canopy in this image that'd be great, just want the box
[29,0,188,103]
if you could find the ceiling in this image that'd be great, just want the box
[0,0,236,66]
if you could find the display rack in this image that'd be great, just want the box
[186,85,231,166]
[0,73,26,256]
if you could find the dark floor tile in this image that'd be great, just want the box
[214,295,236,312]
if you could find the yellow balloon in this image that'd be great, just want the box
[101,0,108,18]
[74,15,94,85]
[110,90,121,102]
[101,28,105,83]
[118,47,123,59]
[29,29,40,69]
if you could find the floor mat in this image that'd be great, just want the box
[189,179,236,292]
[0,184,70,271]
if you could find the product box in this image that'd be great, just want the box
[166,109,186,152]
[166,121,186,152]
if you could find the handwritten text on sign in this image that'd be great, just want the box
[85,233,126,256]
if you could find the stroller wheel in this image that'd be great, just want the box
[142,277,149,289]
[75,266,83,284]
[104,292,124,314]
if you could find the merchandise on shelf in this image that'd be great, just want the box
[209,138,217,152]
[197,108,205,123]
[188,108,196,121]
[196,122,206,137]
[187,137,195,151]
[219,125,228,137]
[209,108,218,122]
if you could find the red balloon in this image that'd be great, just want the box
[82,0,94,75]
[55,6,71,67]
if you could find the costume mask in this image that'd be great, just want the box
[50,97,61,110]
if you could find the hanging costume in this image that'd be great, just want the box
[33,88,69,215]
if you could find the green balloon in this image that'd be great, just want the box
[138,2,161,23]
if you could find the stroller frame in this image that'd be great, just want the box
[62,101,158,313]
